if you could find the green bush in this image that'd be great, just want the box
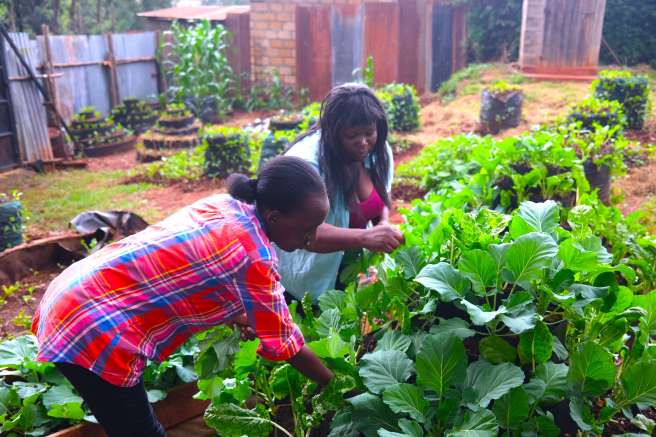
[376,83,420,132]
[566,97,626,133]
[593,70,652,130]
[203,127,251,179]
[601,0,656,67]
[462,0,523,62]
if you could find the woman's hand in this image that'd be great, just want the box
[361,224,404,253]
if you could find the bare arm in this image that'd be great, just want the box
[288,345,334,386]
[307,222,403,254]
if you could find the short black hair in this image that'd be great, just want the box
[227,156,326,214]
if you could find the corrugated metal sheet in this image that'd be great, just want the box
[5,33,52,162]
[331,4,363,86]
[40,34,111,119]
[137,5,249,21]
[112,32,159,101]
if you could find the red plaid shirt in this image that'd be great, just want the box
[32,195,304,387]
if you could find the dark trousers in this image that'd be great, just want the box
[55,362,166,437]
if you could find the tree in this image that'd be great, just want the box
[0,0,173,35]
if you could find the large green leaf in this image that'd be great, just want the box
[204,403,273,437]
[416,333,467,396]
[318,290,346,312]
[42,385,85,420]
[617,358,656,409]
[558,236,611,272]
[460,300,507,325]
[429,318,476,340]
[415,262,471,302]
[329,409,358,437]
[317,308,342,336]
[501,233,558,287]
[382,384,428,423]
[535,362,569,403]
[568,342,615,396]
[349,393,401,437]
[479,336,517,364]
[396,246,425,279]
[308,335,350,359]
[233,339,259,378]
[269,363,303,400]
[510,200,559,238]
[378,419,424,437]
[633,291,656,335]
[359,350,414,394]
[446,409,498,437]
[518,321,553,367]
[376,330,412,353]
[0,335,37,367]
[464,360,525,408]
[459,249,497,294]
[492,386,529,429]
[500,310,537,334]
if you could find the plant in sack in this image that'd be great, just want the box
[479,80,523,134]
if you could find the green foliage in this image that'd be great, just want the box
[463,0,523,63]
[164,20,238,121]
[437,64,489,103]
[376,84,420,133]
[245,69,296,112]
[485,80,521,96]
[567,97,626,133]
[600,0,656,67]
[203,127,251,179]
[593,69,652,130]
[0,190,26,251]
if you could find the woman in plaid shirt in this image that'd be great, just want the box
[32,156,334,436]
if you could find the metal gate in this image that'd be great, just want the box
[0,36,19,171]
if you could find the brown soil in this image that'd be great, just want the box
[0,265,62,339]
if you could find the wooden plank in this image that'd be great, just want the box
[332,4,363,85]
[296,5,332,101]
[5,33,52,162]
[363,2,399,86]
[42,25,60,120]
[398,0,420,89]
[105,33,119,107]
[224,11,251,93]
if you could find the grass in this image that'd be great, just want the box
[0,169,159,235]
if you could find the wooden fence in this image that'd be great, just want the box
[1,30,162,164]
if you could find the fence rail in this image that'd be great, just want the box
[2,30,162,163]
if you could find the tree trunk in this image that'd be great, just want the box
[70,0,78,33]
[52,0,61,33]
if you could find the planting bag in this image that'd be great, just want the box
[0,200,23,251]
[480,90,523,134]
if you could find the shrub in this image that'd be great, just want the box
[376,83,420,132]
[566,97,626,133]
[480,80,523,133]
[203,127,251,179]
[593,70,651,130]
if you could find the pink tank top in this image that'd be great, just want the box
[349,188,386,229]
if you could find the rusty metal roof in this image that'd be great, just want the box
[137,5,250,21]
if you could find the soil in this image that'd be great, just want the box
[0,265,62,339]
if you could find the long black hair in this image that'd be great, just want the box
[227,156,326,214]
[306,83,390,208]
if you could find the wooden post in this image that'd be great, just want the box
[41,24,60,122]
[105,32,120,107]
[155,30,167,95]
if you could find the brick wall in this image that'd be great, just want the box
[250,0,392,87]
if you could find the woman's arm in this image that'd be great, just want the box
[308,222,403,253]
[288,346,334,386]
